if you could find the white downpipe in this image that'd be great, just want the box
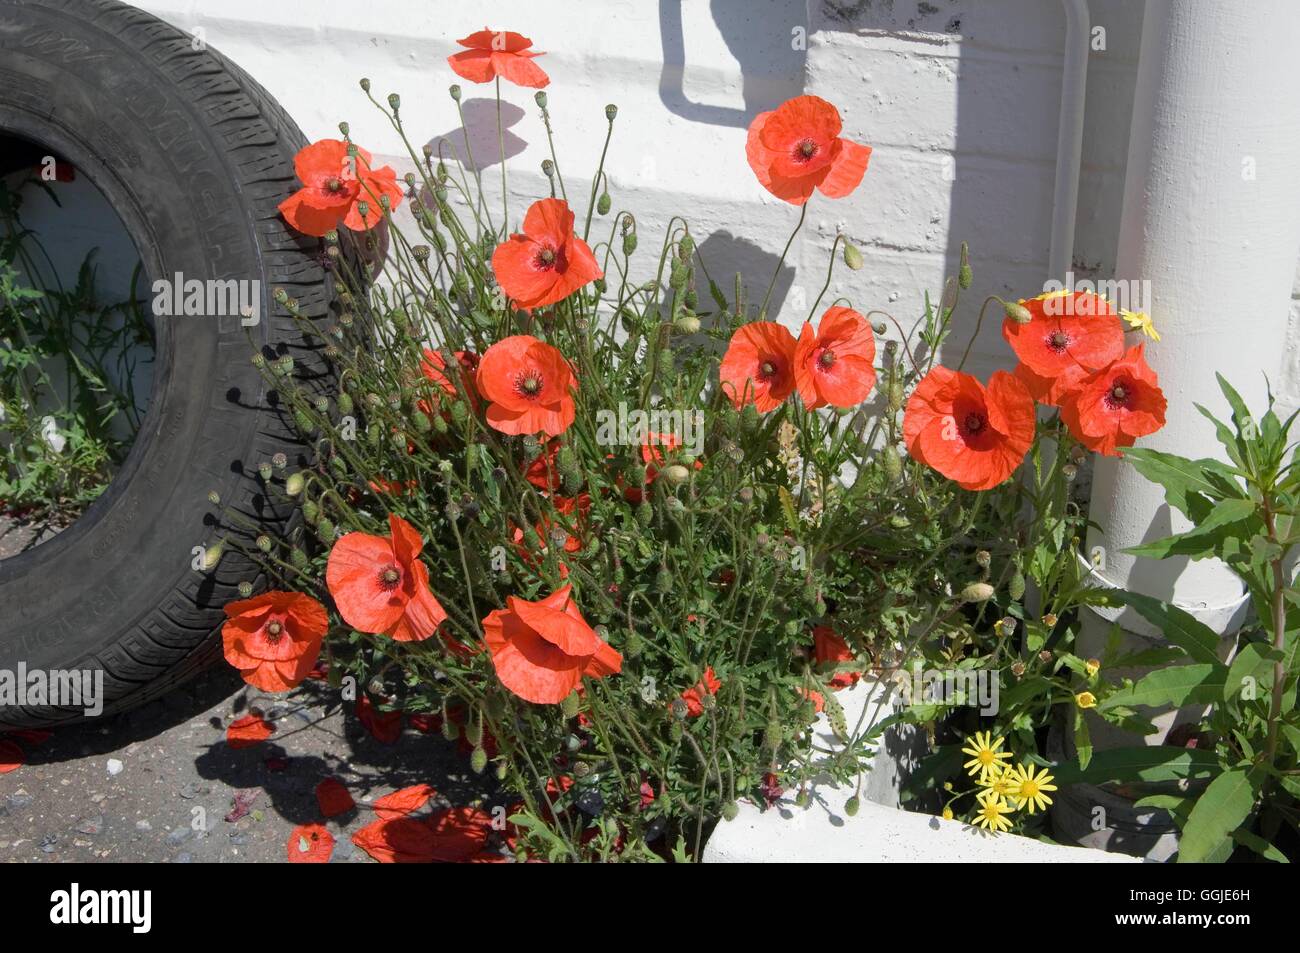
[1049,0,1090,281]
[1081,0,1300,739]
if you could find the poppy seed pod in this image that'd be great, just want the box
[387,93,400,112]
[535,90,548,109]
[359,78,371,92]
[958,242,972,289]
[237,581,254,598]
[449,83,461,101]
[605,104,618,121]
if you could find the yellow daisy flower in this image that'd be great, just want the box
[972,795,1015,832]
[1119,308,1161,341]
[976,771,1017,803]
[1006,763,1057,814]
[961,730,1012,782]
[1075,691,1097,710]
[942,806,954,821]
[1085,658,1100,677]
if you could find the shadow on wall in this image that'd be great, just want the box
[425,99,528,173]
[658,0,807,128]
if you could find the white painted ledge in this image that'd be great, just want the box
[702,678,1138,863]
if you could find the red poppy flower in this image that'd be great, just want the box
[287,823,335,864]
[903,367,1036,491]
[315,778,356,818]
[421,348,480,407]
[799,687,826,714]
[278,139,402,237]
[745,95,872,205]
[226,714,275,749]
[352,807,494,863]
[525,437,564,490]
[374,784,439,821]
[679,667,722,717]
[794,306,877,409]
[812,625,861,689]
[356,694,403,745]
[326,513,447,642]
[447,28,549,89]
[476,334,579,437]
[221,590,328,693]
[1059,343,1167,457]
[720,321,798,412]
[0,739,24,774]
[511,493,590,579]
[1003,291,1124,405]
[760,772,784,807]
[491,199,601,311]
[482,585,622,704]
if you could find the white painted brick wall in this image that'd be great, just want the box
[134,0,1288,399]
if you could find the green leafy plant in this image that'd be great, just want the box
[1074,375,1299,862]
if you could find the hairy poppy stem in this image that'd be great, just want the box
[758,202,807,321]
[496,77,508,236]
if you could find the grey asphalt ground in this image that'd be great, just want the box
[0,666,488,863]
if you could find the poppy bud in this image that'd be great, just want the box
[657,348,673,375]
[238,581,254,598]
[496,762,509,781]
[466,745,487,774]
[290,548,308,569]
[605,104,618,121]
[882,445,903,483]
[449,83,461,101]
[441,718,459,741]
[1004,300,1032,324]
[795,790,811,808]
[285,472,305,496]
[961,582,995,604]
[636,501,653,527]
[535,90,548,109]
[561,469,583,496]
[359,78,371,92]
[561,692,580,718]
[843,795,861,817]
[654,566,672,593]
[889,514,911,529]
[764,721,783,750]
[597,192,611,215]
[958,242,972,289]
[316,518,335,541]
[674,313,700,334]
[843,242,864,271]
[624,632,642,658]
[662,464,690,486]
[721,801,739,821]
[302,500,319,523]
[622,232,638,256]
[202,542,223,571]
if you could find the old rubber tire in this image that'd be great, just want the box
[0,0,329,727]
